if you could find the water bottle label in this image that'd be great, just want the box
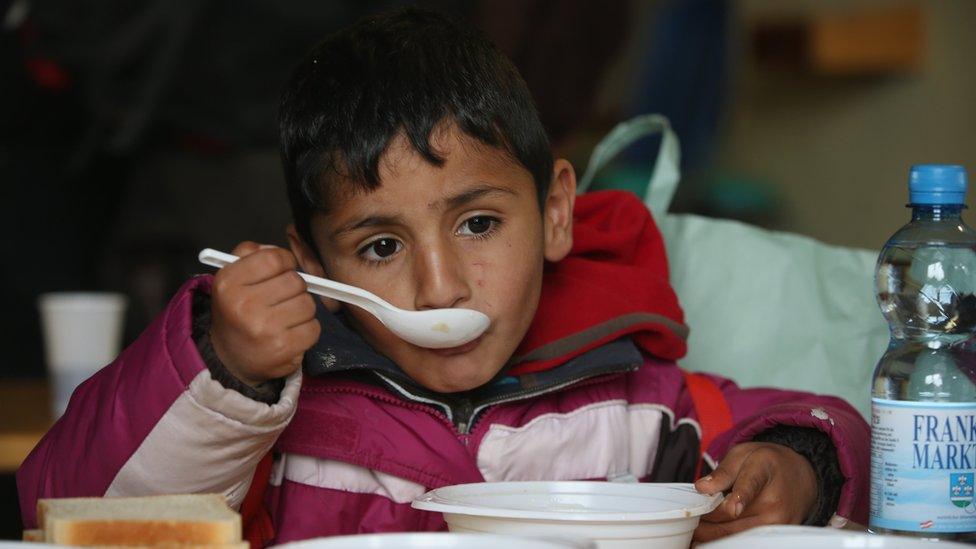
[870,398,976,533]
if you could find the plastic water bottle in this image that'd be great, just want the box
[870,165,976,540]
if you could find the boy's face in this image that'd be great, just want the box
[290,123,576,392]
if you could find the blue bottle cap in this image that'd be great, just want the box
[909,164,967,205]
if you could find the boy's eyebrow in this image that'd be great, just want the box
[442,184,517,210]
[333,184,516,238]
[334,214,407,237]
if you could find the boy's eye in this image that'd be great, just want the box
[458,216,497,236]
[359,238,402,262]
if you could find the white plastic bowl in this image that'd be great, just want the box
[698,525,973,548]
[412,481,722,549]
[272,532,594,549]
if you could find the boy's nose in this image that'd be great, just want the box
[412,245,472,311]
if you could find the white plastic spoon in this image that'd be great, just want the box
[198,248,490,349]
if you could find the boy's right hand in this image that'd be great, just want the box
[209,242,321,387]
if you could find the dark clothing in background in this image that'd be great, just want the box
[476,0,632,145]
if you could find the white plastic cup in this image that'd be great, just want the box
[38,292,128,418]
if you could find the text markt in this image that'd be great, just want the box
[912,414,976,470]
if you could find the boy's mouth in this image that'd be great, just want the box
[428,334,484,356]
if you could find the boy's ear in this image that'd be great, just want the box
[286,224,341,312]
[543,158,577,262]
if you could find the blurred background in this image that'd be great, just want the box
[1,0,974,538]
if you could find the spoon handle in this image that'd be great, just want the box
[197,248,391,312]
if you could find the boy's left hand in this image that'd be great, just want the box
[692,442,818,543]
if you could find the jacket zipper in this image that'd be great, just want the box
[306,384,459,433]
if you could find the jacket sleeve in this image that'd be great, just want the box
[16,275,302,528]
[678,371,870,527]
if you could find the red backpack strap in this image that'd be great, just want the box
[681,371,734,480]
[241,452,275,548]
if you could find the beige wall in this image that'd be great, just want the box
[715,0,976,250]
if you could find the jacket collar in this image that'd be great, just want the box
[302,303,642,430]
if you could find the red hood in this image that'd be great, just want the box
[509,190,688,376]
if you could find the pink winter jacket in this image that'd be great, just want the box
[17,276,870,544]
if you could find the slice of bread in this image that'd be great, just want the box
[25,528,248,548]
[38,494,241,546]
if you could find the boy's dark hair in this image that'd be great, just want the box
[279,8,553,249]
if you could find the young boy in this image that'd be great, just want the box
[18,8,869,545]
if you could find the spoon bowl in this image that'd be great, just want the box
[198,248,490,349]
[380,307,490,350]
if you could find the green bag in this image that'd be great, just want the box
[579,115,888,418]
